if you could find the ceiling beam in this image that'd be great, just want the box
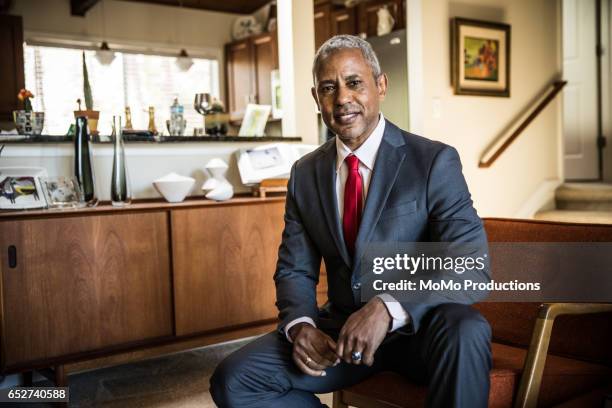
[0,0,14,13]
[70,0,101,16]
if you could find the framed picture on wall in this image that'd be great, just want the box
[451,18,511,97]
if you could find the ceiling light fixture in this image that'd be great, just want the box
[95,0,115,65]
[176,48,194,71]
[174,0,193,71]
[96,40,115,65]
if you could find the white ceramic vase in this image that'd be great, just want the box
[202,158,234,201]
[153,172,195,202]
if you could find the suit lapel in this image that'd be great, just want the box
[353,121,407,273]
[315,141,352,267]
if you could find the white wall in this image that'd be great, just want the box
[409,0,562,217]
[0,140,308,200]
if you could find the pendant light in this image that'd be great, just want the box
[175,0,193,71]
[95,0,115,65]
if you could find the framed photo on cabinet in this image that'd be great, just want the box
[0,167,48,210]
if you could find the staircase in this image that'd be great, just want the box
[534,183,612,224]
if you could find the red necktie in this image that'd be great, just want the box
[343,154,363,255]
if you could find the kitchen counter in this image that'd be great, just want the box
[0,134,302,144]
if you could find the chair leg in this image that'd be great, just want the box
[333,390,349,408]
[22,371,33,386]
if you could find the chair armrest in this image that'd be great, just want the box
[514,303,612,408]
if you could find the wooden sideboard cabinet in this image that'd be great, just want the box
[0,211,173,370]
[0,197,307,383]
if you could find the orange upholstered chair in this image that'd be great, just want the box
[333,218,612,408]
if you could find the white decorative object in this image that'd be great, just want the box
[376,5,395,36]
[0,166,48,210]
[232,16,263,40]
[202,159,234,201]
[236,143,318,185]
[238,104,271,137]
[153,172,195,203]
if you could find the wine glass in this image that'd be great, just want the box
[194,93,211,115]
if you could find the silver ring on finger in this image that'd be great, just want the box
[351,351,362,362]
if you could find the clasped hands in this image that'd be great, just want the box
[288,297,391,376]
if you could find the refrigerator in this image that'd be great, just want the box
[367,29,409,131]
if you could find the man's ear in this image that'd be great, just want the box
[311,86,320,110]
[377,73,388,101]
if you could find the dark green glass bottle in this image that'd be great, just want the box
[111,116,131,206]
[74,116,97,205]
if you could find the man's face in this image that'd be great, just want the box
[312,48,387,149]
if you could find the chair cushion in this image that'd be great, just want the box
[341,342,612,408]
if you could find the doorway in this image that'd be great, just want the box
[562,0,605,181]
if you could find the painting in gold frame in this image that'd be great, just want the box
[451,18,511,97]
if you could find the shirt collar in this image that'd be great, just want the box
[335,113,386,172]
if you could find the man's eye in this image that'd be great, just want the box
[321,85,335,93]
[348,80,362,87]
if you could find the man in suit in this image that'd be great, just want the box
[211,35,491,408]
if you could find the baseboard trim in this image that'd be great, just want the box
[515,179,562,219]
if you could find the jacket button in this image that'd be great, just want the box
[352,282,361,290]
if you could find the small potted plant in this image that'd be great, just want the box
[13,89,45,135]
[74,51,100,135]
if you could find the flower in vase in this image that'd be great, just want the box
[17,89,34,111]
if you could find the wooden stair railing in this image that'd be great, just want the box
[479,80,567,168]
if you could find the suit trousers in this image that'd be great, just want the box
[210,303,492,408]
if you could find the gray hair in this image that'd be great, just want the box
[312,34,382,82]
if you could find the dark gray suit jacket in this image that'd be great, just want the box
[274,119,489,335]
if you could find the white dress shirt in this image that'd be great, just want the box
[284,114,410,341]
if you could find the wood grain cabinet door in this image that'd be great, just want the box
[314,3,333,50]
[172,202,284,336]
[331,7,357,37]
[0,212,173,369]
[253,32,278,107]
[226,39,255,121]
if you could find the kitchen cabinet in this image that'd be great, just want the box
[313,0,405,50]
[357,0,405,38]
[0,212,173,369]
[226,39,254,121]
[253,33,278,114]
[314,2,333,50]
[331,7,357,38]
[226,31,278,121]
[0,14,25,122]
[314,2,357,50]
